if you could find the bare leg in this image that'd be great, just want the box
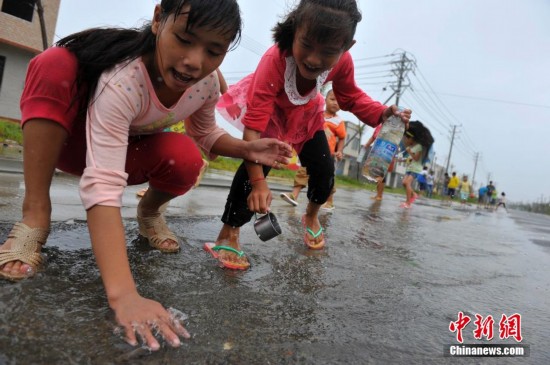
[403,176,412,203]
[292,185,303,200]
[1,120,67,277]
[375,178,384,200]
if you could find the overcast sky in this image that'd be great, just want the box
[53,0,550,203]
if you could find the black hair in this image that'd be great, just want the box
[273,0,361,53]
[407,120,434,164]
[56,0,241,112]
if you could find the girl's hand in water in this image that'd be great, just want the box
[383,105,412,128]
[244,138,292,167]
[110,292,190,350]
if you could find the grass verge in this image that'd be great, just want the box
[0,119,22,145]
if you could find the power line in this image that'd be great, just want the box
[416,90,550,109]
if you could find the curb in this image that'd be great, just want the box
[0,157,292,192]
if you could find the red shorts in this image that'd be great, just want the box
[19,47,203,196]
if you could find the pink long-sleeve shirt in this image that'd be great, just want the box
[79,58,226,209]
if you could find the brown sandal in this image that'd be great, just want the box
[0,222,49,281]
[137,212,180,253]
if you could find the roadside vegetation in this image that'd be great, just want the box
[0,119,23,145]
[208,156,406,196]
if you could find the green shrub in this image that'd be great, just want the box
[0,120,23,145]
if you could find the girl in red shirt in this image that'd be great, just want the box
[208,0,411,268]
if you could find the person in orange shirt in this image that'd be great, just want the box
[280,82,346,211]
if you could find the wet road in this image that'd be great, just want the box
[0,166,549,364]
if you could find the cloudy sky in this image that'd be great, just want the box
[53,0,550,203]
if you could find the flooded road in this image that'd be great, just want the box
[0,171,548,364]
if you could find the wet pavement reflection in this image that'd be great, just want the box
[1,171,549,364]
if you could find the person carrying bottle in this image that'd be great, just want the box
[400,121,434,208]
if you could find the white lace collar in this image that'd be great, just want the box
[284,56,330,106]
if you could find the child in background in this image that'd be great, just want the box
[458,175,472,207]
[496,192,508,212]
[477,185,488,208]
[445,172,460,205]
[280,165,306,206]
[280,82,347,210]
[426,169,435,198]
[320,82,347,211]
[0,0,292,349]
[417,165,428,197]
[443,172,450,197]
[485,181,496,209]
[209,0,411,268]
[400,121,434,208]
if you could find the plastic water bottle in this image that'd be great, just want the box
[362,110,405,182]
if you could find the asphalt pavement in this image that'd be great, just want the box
[1,155,549,364]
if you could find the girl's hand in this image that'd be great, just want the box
[244,138,292,167]
[383,105,412,128]
[247,180,272,214]
[334,151,343,160]
[110,292,190,350]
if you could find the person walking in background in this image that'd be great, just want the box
[280,163,308,207]
[496,192,508,212]
[458,175,472,208]
[0,0,293,349]
[489,188,499,210]
[444,172,460,206]
[280,82,347,211]
[477,184,488,208]
[400,121,434,208]
[417,165,428,197]
[442,172,450,197]
[210,0,411,268]
[426,169,435,198]
[485,181,496,209]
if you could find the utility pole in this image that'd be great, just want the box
[35,0,48,50]
[391,52,414,107]
[345,52,415,149]
[444,125,459,173]
[347,51,415,149]
[471,152,480,188]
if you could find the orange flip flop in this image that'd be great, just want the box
[203,242,250,270]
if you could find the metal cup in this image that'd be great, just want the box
[253,212,282,241]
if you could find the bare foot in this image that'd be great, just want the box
[215,225,250,268]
